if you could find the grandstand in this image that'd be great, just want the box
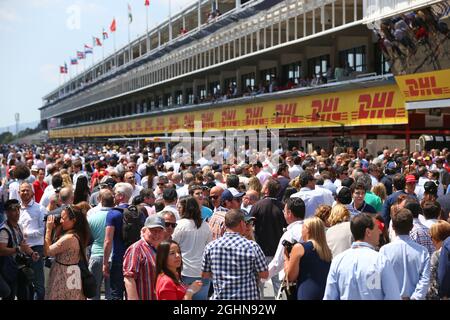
[40,0,450,152]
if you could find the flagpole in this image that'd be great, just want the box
[146,4,149,52]
[169,0,172,41]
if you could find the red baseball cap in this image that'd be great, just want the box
[405,175,417,184]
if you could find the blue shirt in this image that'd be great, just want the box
[201,206,213,221]
[105,203,128,263]
[323,242,401,300]
[379,235,431,300]
[88,207,111,257]
[438,236,450,298]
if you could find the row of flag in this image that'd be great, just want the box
[60,1,150,74]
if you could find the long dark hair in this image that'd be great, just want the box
[74,175,90,204]
[155,240,182,285]
[145,165,158,187]
[65,204,91,252]
[180,196,202,229]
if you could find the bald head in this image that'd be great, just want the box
[59,187,74,204]
[210,186,224,207]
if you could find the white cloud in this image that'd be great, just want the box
[39,64,61,86]
[29,0,63,8]
[0,7,20,23]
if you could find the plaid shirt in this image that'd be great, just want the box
[202,231,268,300]
[123,239,158,300]
[410,219,435,256]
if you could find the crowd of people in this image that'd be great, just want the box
[0,142,450,300]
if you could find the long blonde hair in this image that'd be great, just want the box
[328,204,350,226]
[303,217,332,262]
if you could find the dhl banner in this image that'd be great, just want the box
[395,69,450,102]
[49,84,407,139]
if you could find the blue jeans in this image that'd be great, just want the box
[88,255,111,300]
[109,260,124,300]
[31,245,45,300]
[181,275,211,300]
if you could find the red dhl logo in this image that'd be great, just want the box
[311,98,347,122]
[275,103,297,116]
[222,110,237,121]
[352,91,404,119]
[404,76,450,97]
[201,112,214,123]
[246,106,264,119]
[184,114,195,126]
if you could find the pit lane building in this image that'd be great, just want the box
[40,0,450,153]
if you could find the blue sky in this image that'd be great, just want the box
[0,0,193,129]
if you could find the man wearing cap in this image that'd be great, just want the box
[123,215,165,300]
[0,199,40,300]
[250,179,287,297]
[291,171,326,219]
[208,187,244,240]
[89,176,116,208]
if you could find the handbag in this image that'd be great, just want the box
[56,235,97,298]
[74,235,97,299]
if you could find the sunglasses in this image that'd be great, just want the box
[210,195,219,200]
[245,221,255,226]
[165,222,177,228]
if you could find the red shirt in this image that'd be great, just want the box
[33,180,48,203]
[156,274,187,300]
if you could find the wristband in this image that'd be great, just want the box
[186,288,195,294]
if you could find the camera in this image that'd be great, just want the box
[15,252,33,268]
[282,240,298,256]
[44,213,62,225]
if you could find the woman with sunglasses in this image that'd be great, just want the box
[155,240,203,300]
[172,196,212,300]
[44,204,91,300]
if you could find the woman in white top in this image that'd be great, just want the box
[326,204,353,258]
[172,196,212,300]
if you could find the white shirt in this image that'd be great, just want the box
[370,175,379,189]
[176,185,189,198]
[172,219,212,277]
[268,220,304,280]
[315,186,334,205]
[72,171,88,188]
[291,187,327,218]
[257,171,272,185]
[18,200,47,247]
[288,165,303,180]
[86,203,102,219]
[39,185,55,208]
[129,185,143,204]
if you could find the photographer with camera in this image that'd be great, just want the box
[0,199,40,300]
[267,197,306,299]
[18,182,47,300]
[44,204,91,300]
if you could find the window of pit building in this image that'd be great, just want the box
[241,72,256,92]
[224,78,237,94]
[339,46,366,73]
[282,62,302,85]
[176,91,183,105]
[209,81,221,96]
[307,55,330,78]
[260,68,277,84]
[374,43,391,75]
[186,88,194,104]
[197,85,206,102]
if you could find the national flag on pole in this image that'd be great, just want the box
[77,51,85,59]
[145,0,150,6]
[60,64,68,74]
[128,3,133,24]
[84,44,93,50]
[110,18,116,32]
[93,37,102,46]
[84,47,93,55]
[102,29,109,40]
[71,58,78,65]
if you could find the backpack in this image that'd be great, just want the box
[116,205,144,248]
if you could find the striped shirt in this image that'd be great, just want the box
[123,239,157,300]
